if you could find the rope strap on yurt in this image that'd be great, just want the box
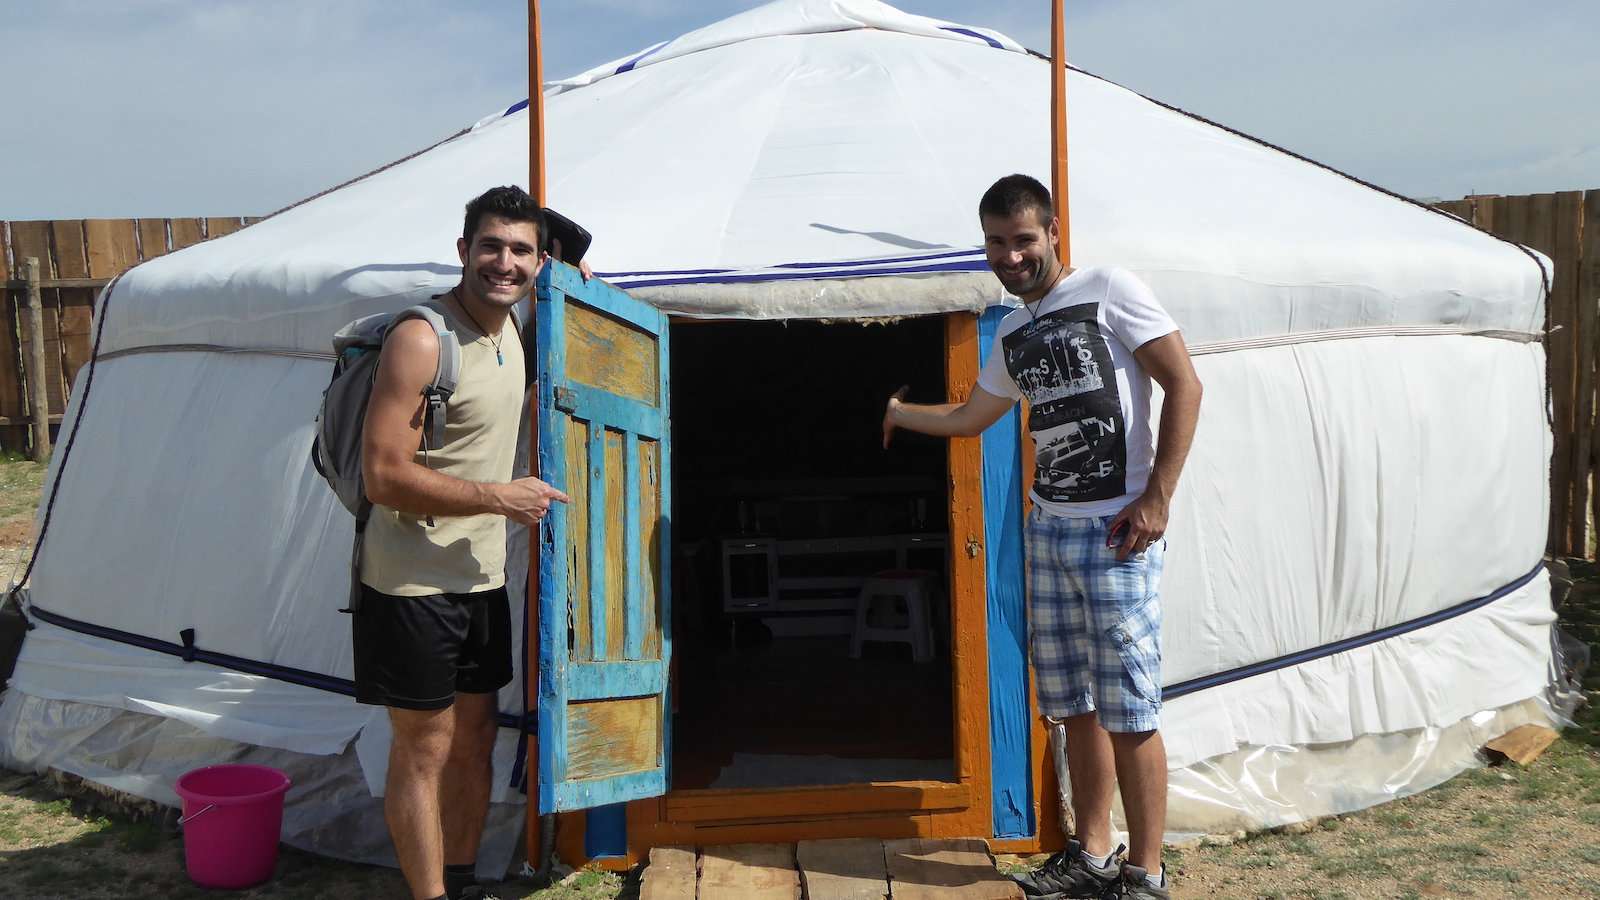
[1186,324,1543,356]
[24,559,1546,729]
[1162,559,1547,701]
[22,603,534,739]
[4,272,125,631]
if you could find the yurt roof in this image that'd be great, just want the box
[102,0,1544,357]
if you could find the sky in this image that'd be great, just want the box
[2,0,1596,219]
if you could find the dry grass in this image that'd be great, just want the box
[0,454,43,576]
[1158,735,1600,898]
[0,768,633,899]
[998,740,1600,899]
[0,767,407,898]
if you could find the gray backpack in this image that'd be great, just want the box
[311,304,462,612]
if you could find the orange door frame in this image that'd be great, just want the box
[541,313,1035,868]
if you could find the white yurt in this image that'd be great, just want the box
[0,0,1559,871]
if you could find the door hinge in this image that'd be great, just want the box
[966,538,981,559]
[553,385,578,413]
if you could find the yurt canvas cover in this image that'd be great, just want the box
[0,0,1557,870]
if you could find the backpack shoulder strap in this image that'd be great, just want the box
[510,299,530,336]
[394,304,461,397]
[387,304,461,452]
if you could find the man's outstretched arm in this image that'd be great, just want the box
[882,385,1014,448]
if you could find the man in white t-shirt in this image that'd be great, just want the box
[882,175,1202,899]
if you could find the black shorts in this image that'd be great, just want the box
[351,583,514,710]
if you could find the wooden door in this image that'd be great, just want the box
[533,262,671,813]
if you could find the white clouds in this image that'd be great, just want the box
[1001,0,1600,199]
[3,0,526,217]
[2,0,1594,217]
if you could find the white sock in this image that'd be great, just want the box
[1080,848,1114,869]
[1144,865,1165,887]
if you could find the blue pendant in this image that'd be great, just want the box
[497,350,504,366]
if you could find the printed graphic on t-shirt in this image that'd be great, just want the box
[1002,303,1126,503]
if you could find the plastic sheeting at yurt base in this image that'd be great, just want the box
[0,0,1562,870]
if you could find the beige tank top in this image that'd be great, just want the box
[360,301,525,596]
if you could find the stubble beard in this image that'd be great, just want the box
[462,268,529,312]
[1001,256,1057,300]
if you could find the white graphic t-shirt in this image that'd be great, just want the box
[977,266,1178,518]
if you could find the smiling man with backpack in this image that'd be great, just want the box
[352,186,571,900]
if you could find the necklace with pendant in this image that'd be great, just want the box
[450,289,505,365]
[1025,264,1069,324]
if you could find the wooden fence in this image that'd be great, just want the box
[0,217,257,454]
[1435,191,1600,558]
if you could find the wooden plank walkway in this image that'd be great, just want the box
[700,843,800,900]
[641,839,1023,900]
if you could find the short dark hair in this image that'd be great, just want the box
[462,185,545,247]
[978,174,1054,226]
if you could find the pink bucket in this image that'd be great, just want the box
[174,764,292,889]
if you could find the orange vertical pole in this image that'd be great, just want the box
[528,0,548,206]
[1050,0,1070,267]
[526,0,547,874]
[1032,0,1072,854]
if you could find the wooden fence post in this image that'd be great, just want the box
[1586,188,1600,557]
[1557,191,1591,554]
[22,257,52,461]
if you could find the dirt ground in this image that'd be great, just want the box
[1,456,1597,898]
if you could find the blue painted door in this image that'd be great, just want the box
[533,262,671,814]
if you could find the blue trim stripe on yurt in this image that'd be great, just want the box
[939,26,1005,49]
[770,248,986,270]
[616,40,671,74]
[504,99,530,117]
[595,248,985,281]
[1161,559,1547,700]
[979,305,1034,840]
[593,266,736,279]
[612,258,988,290]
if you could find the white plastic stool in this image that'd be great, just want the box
[849,571,936,663]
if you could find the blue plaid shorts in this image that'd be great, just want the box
[1026,508,1166,733]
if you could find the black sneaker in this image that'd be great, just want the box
[1010,839,1124,899]
[446,866,503,900]
[1099,862,1170,899]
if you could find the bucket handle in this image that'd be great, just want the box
[177,804,215,826]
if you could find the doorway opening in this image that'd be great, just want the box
[668,316,955,791]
